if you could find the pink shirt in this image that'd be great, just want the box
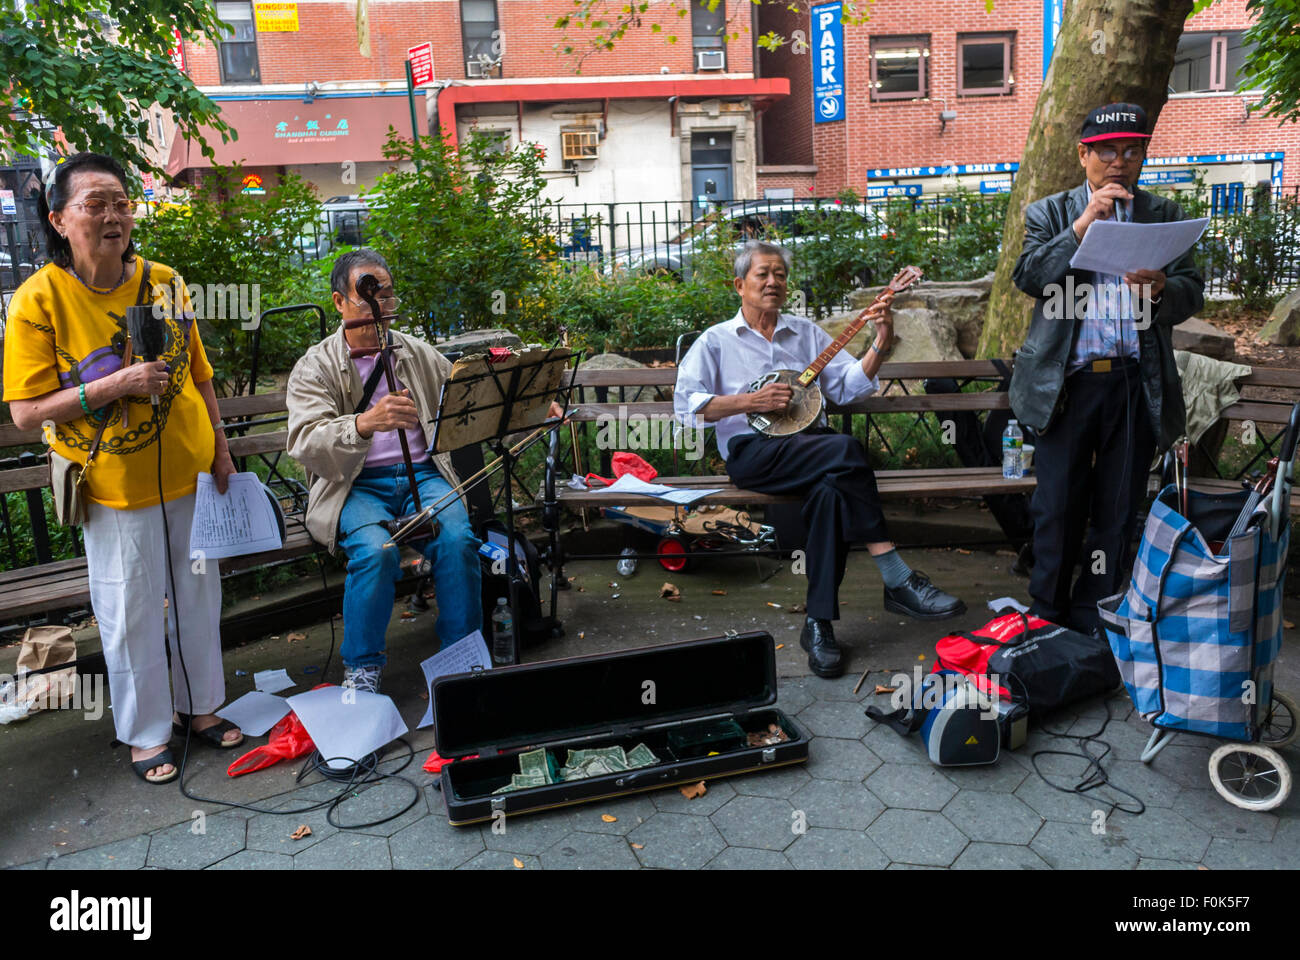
[354,353,431,468]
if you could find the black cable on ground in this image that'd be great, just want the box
[1029,692,1147,819]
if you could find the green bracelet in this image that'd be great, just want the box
[78,383,93,417]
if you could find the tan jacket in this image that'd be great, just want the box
[286,326,461,554]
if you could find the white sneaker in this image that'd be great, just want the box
[342,664,382,694]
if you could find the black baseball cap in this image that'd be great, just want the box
[1079,102,1151,143]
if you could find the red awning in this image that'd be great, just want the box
[165,94,417,177]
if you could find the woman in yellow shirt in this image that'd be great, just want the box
[3,152,243,784]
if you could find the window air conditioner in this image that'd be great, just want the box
[696,50,726,71]
[561,129,599,161]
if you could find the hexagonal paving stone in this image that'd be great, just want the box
[294,833,392,869]
[785,827,890,870]
[867,809,968,866]
[861,725,930,765]
[483,809,575,855]
[1136,858,1200,869]
[389,817,484,869]
[710,795,797,850]
[729,764,811,799]
[540,831,640,870]
[1143,744,1216,790]
[10,860,48,870]
[951,842,1052,870]
[1171,787,1279,842]
[246,799,339,854]
[327,781,430,837]
[1066,716,1153,762]
[790,779,884,831]
[1200,836,1295,870]
[943,791,1044,845]
[146,815,247,870]
[775,680,816,716]
[798,698,872,739]
[207,850,294,870]
[650,778,737,816]
[940,755,1031,793]
[47,835,150,870]
[1105,760,1184,809]
[814,673,875,702]
[458,850,541,870]
[566,794,657,836]
[865,764,957,811]
[1104,807,1211,862]
[704,847,794,870]
[629,813,726,869]
[806,737,882,782]
[1030,820,1138,869]
[1013,765,1106,822]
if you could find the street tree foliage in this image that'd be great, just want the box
[1238,0,1300,125]
[364,129,556,341]
[0,0,232,182]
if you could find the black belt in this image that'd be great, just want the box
[1073,356,1140,375]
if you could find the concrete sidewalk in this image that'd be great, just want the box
[3,538,1298,870]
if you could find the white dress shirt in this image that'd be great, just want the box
[674,309,880,459]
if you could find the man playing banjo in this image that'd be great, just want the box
[675,241,965,679]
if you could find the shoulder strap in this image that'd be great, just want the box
[353,352,388,416]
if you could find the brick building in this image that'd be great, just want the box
[161,0,1294,213]
[753,0,1296,205]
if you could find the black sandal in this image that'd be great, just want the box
[173,712,244,749]
[131,747,179,784]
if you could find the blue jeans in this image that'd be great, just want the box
[338,462,482,667]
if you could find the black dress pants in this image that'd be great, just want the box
[1028,362,1155,632]
[727,430,889,621]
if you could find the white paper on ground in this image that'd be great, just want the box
[254,668,295,694]
[1068,217,1208,275]
[582,473,721,506]
[216,691,291,737]
[286,685,408,771]
[190,471,284,560]
[987,596,1030,614]
[418,630,491,729]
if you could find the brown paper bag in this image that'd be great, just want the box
[15,626,77,712]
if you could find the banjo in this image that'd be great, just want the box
[746,265,923,437]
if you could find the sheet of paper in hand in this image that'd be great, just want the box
[189,471,285,560]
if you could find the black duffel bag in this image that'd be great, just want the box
[985,614,1121,719]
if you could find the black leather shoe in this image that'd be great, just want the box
[799,617,844,678]
[883,572,966,620]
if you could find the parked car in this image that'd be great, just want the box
[610,199,890,284]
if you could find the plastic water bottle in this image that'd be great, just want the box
[616,547,638,577]
[1002,419,1024,480]
[491,597,514,666]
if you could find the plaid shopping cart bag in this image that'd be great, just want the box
[1098,484,1287,742]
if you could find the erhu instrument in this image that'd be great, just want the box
[746,265,922,437]
[349,273,438,542]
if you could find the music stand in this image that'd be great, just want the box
[429,347,580,664]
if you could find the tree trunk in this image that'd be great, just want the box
[977,0,1195,359]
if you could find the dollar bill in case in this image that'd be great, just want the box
[432,631,807,825]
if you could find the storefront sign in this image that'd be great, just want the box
[254,2,299,32]
[811,2,844,124]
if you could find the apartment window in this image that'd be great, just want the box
[957,33,1014,96]
[471,129,511,155]
[870,36,929,101]
[692,0,726,49]
[216,1,259,83]
[462,0,501,75]
[1169,30,1258,93]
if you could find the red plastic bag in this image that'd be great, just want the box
[422,749,478,775]
[612,452,658,482]
[226,710,316,777]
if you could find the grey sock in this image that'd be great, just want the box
[873,548,913,590]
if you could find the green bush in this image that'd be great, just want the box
[133,165,325,395]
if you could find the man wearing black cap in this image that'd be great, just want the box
[1008,102,1204,633]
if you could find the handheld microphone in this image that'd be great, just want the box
[126,304,166,407]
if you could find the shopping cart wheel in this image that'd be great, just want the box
[657,536,691,573]
[1259,691,1298,749]
[1208,743,1292,812]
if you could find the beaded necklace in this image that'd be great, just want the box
[65,260,127,294]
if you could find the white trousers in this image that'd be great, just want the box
[82,492,225,749]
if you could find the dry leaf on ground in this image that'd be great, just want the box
[874,684,897,695]
[631,842,644,850]
[660,582,681,601]
[775,643,784,650]
[512,857,524,869]
[712,589,727,596]
[601,814,617,823]
[291,825,312,840]
[679,781,707,800]
[287,632,306,642]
